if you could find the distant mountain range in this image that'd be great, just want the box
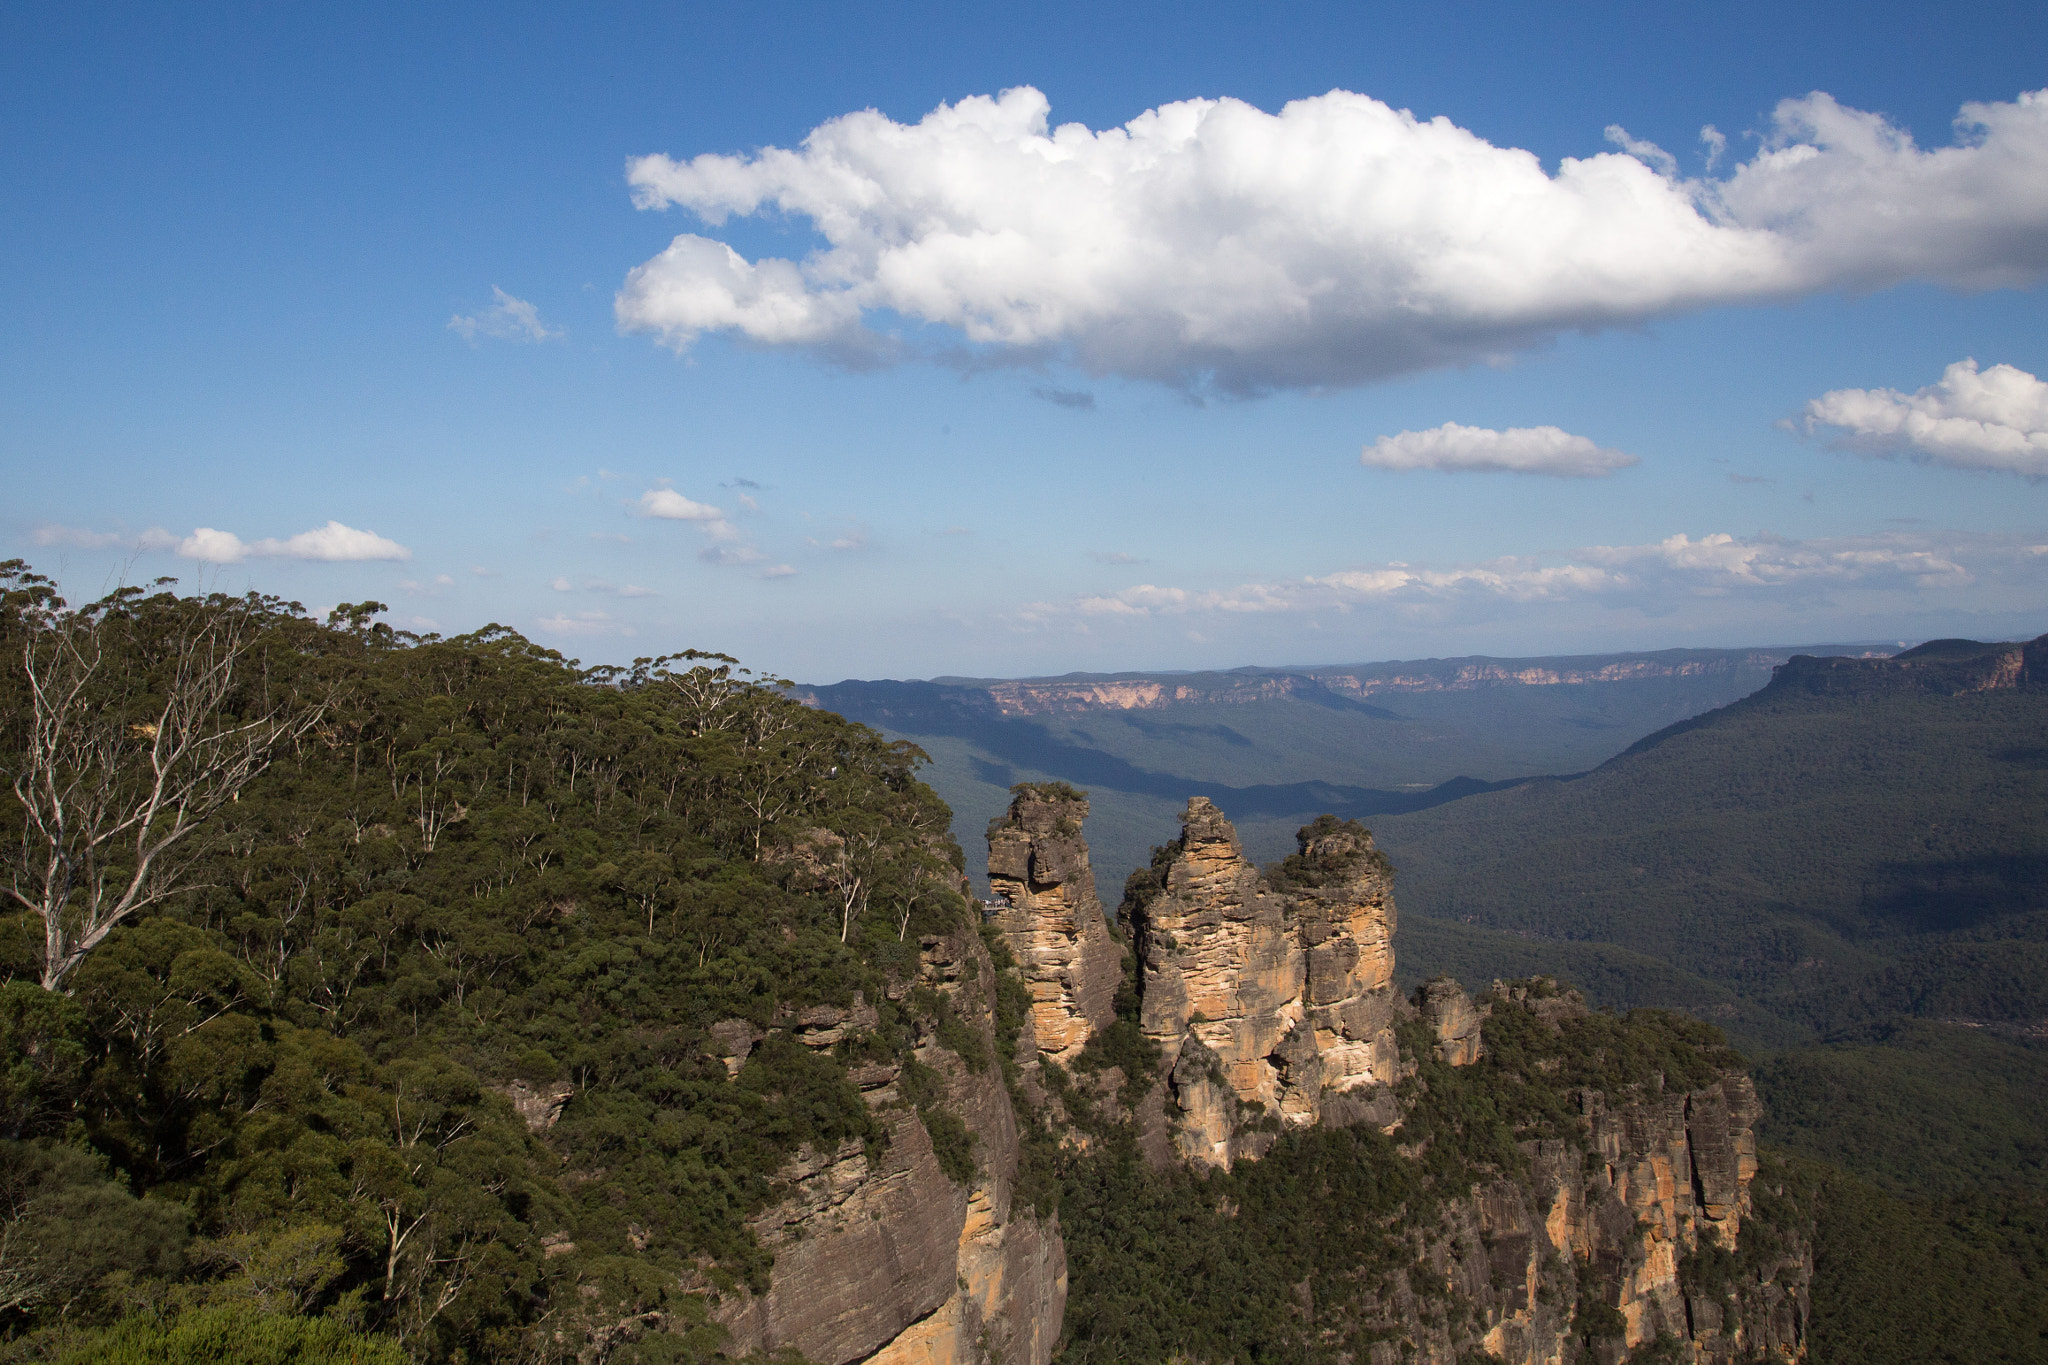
[795,643,1893,899]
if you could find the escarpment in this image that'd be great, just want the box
[717,786,1812,1365]
[713,920,1065,1365]
[991,791,1811,1365]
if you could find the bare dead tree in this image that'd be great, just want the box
[6,599,326,990]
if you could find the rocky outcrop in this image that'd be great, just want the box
[1128,799,1408,1168]
[1768,632,2046,698]
[494,1079,575,1131]
[1414,985,1803,1365]
[985,785,1120,1065]
[717,788,1810,1365]
[713,924,1064,1365]
[1415,976,1487,1066]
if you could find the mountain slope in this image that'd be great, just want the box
[1370,636,2048,1041]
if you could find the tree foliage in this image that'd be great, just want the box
[0,562,971,1362]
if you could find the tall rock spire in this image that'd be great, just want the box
[1131,798,1409,1168]
[986,783,1120,1065]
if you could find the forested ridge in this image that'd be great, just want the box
[0,560,976,1362]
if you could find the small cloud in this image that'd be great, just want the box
[33,524,124,549]
[736,492,760,512]
[1604,124,1677,177]
[1727,473,1775,485]
[591,532,632,544]
[1801,359,2048,477]
[722,477,763,489]
[448,287,562,343]
[828,527,869,552]
[1033,386,1096,410]
[618,584,656,597]
[32,524,181,552]
[176,520,411,564]
[551,577,573,591]
[1362,423,1638,478]
[534,610,623,637]
[1091,550,1145,565]
[1699,124,1727,172]
[760,564,797,578]
[638,487,726,523]
[471,564,496,576]
[642,487,744,542]
[179,528,249,563]
[435,573,453,586]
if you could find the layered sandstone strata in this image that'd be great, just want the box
[1130,798,1411,1168]
[986,785,1120,1064]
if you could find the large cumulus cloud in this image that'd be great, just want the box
[617,86,2048,394]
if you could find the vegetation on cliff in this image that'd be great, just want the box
[1055,977,1788,1365]
[0,561,974,1362]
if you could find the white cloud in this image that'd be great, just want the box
[449,287,562,343]
[551,577,573,591]
[636,485,788,570]
[636,487,733,537]
[1801,359,2048,476]
[1362,422,1638,477]
[619,86,2048,394]
[254,521,411,561]
[170,521,411,564]
[31,524,180,551]
[534,610,630,637]
[178,528,252,563]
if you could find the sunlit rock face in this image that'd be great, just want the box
[1130,797,1408,1169]
[986,784,1120,1065]
[714,924,1065,1365]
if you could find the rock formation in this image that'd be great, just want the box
[1415,976,1487,1065]
[712,922,1064,1365]
[1416,983,1802,1365]
[985,785,1120,1065]
[1127,799,1409,1168]
[711,788,1810,1365]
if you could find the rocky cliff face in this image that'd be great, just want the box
[989,793,1810,1365]
[1128,798,1407,1168]
[711,922,1065,1365]
[717,788,1811,1365]
[986,786,1120,1066]
[1768,632,2046,697]
[1408,983,1806,1365]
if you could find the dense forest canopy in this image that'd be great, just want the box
[0,560,975,1362]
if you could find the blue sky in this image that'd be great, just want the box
[5,1,2046,680]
